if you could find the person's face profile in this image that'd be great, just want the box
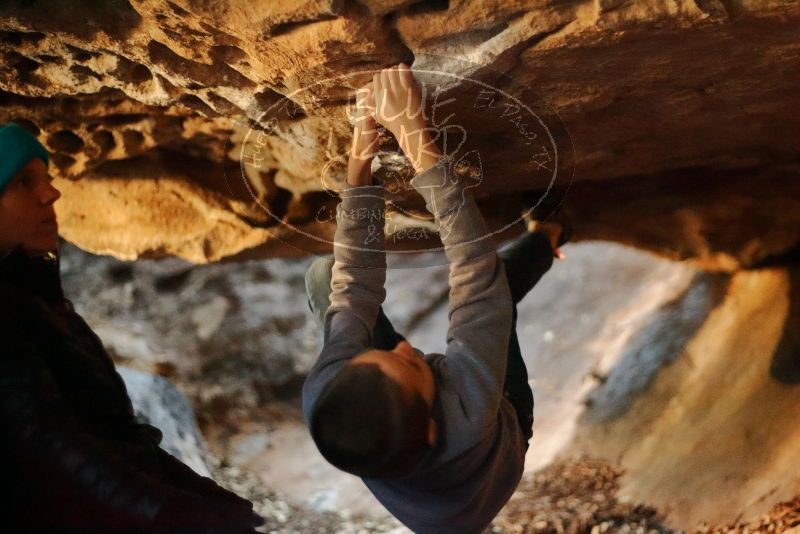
[0,157,61,255]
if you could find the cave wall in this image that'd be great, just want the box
[570,264,800,529]
[0,0,798,267]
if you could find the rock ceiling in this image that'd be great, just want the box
[0,0,798,268]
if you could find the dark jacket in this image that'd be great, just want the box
[0,244,260,533]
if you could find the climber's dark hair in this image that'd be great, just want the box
[309,362,432,479]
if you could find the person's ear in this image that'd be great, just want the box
[427,417,437,447]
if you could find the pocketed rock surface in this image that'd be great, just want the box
[1,1,798,268]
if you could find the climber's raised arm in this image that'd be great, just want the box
[302,83,389,408]
[373,65,514,435]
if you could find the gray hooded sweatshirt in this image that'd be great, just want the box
[302,157,525,534]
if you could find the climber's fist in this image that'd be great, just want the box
[372,63,441,173]
[372,63,425,138]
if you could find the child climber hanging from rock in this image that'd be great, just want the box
[302,63,569,533]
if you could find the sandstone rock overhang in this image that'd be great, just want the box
[0,0,797,270]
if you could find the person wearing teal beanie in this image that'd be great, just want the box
[0,121,264,532]
[0,122,51,193]
[0,122,61,257]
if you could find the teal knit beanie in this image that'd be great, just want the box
[0,122,50,195]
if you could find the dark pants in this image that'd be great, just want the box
[304,231,554,448]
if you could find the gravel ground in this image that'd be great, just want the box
[209,456,401,533]
[697,496,800,534]
[209,452,677,534]
[490,457,673,534]
[491,457,800,534]
[209,451,800,534]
